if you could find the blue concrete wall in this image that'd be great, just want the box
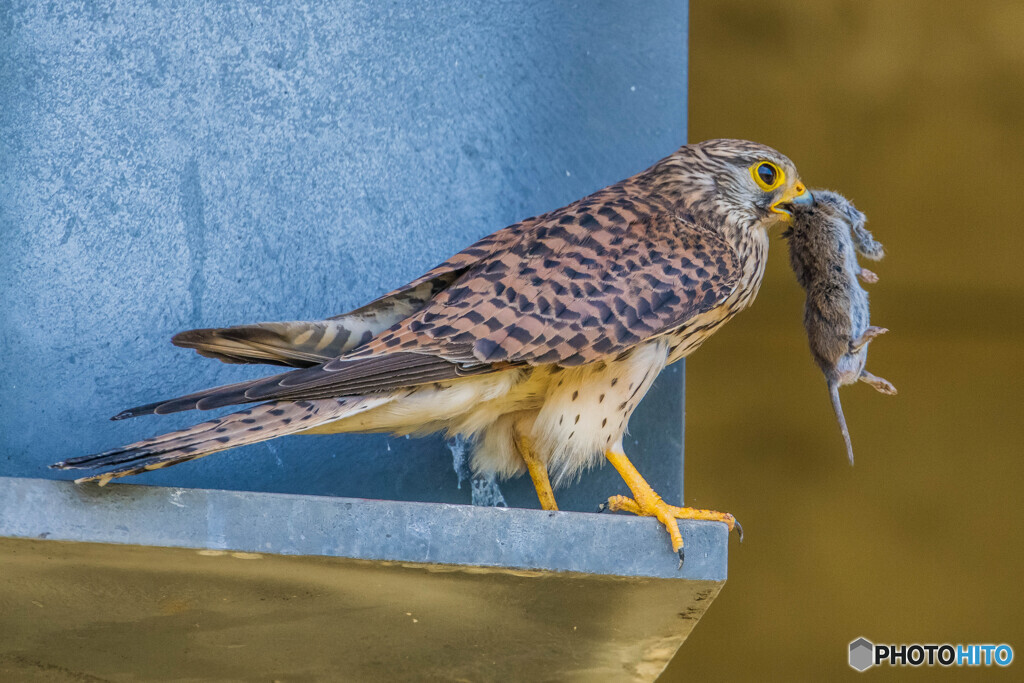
[0,1,688,510]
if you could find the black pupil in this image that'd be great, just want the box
[757,163,777,186]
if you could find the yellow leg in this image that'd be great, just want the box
[514,430,558,511]
[601,448,741,566]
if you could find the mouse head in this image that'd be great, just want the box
[810,189,866,231]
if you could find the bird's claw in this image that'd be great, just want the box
[677,548,685,570]
[599,493,740,567]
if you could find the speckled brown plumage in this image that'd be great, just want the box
[54,138,810,559]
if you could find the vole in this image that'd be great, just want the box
[784,189,896,465]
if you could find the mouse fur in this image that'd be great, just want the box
[784,189,896,464]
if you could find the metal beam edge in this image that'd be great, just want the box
[0,476,728,580]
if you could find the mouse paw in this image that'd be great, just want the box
[850,326,888,353]
[860,370,897,395]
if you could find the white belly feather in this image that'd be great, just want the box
[312,340,672,487]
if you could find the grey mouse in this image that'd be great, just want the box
[784,189,897,465]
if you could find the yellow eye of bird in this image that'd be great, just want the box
[750,161,784,191]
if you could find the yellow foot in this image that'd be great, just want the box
[599,495,742,567]
[602,447,740,568]
[514,427,558,511]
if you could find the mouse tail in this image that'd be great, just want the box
[829,382,855,466]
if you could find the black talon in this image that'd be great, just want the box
[597,502,608,513]
[677,548,685,570]
[734,518,744,542]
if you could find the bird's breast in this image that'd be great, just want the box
[665,228,770,364]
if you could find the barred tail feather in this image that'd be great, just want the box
[52,395,391,485]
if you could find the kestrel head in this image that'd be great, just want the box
[672,138,813,230]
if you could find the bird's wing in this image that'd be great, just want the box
[113,351,491,419]
[350,194,742,366]
[116,221,534,417]
[170,219,529,367]
[120,191,739,418]
[171,277,460,368]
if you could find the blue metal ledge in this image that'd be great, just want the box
[0,477,727,580]
[0,477,727,681]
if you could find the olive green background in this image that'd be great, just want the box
[664,1,1023,680]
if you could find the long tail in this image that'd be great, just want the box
[51,395,390,485]
[828,382,855,466]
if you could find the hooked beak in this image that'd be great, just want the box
[770,181,813,218]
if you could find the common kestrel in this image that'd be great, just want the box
[53,138,812,564]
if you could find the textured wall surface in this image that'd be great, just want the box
[1,1,689,510]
